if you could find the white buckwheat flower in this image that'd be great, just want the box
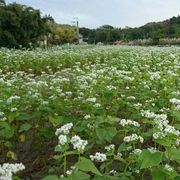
[165,164,173,172]
[141,110,156,119]
[0,163,25,180]
[132,149,142,155]
[90,152,107,162]
[70,135,88,152]
[124,134,144,143]
[109,170,117,174]
[149,71,161,80]
[55,123,73,135]
[119,119,140,127]
[176,139,180,146]
[7,96,21,104]
[170,98,180,105]
[86,97,96,103]
[153,132,165,139]
[58,135,67,146]
[84,115,91,120]
[105,144,115,151]
[164,125,180,136]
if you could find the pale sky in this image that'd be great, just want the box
[6,0,180,29]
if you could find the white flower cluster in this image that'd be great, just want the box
[154,114,179,139]
[105,144,115,151]
[153,132,165,139]
[141,110,156,119]
[170,98,180,105]
[165,164,173,172]
[70,135,88,152]
[90,152,107,162]
[0,163,25,180]
[154,114,169,130]
[6,95,21,104]
[164,125,180,136]
[10,108,17,112]
[127,96,136,100]
[55,123,88,152]
[124,134,144,143]
[134,103,142,108]
[66,166,75,176]
[119,119,140,127]
[55,123,73,135]
[107,85,117,91]
[86,97,96,103]
[149,71,161,80]
[84,114,91,120]
[141,110,180,139]
[58,135,67,146]
[0,112,4,117]
[170,98,180,110]
[117,152,122,157]
[132,149,142,155]
[176,139,180,146]
[109,170,117,174]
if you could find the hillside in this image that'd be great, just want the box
[80,16,180,45]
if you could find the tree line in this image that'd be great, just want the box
[80,16,180,45]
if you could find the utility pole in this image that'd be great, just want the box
[72,17,79,44]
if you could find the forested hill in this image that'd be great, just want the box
[79,16,180,44]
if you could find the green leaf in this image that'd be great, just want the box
[18,113,33,121]
[76,157,102,176]
[0,122,14,138]
[169,171,179,179]
[71,171,90,180]
[104,91,113,99]
[154,138,171,147]
[171,111,180,121]
[114,155,126,164]
[140,150,163,169]
[8,112,20,122]
[42,175,59,180]
[152,168,165,180]
[174,124,180,130]
[19,123,32,132]
[107,116,120,124]
[39,128,55,138]
[96,127,117,143]
[94,175,120,180]
[118,143,127,152]
[167,148,180,161]
[49,116,63,127]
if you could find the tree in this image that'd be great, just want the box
[0,0,5,6]
[0,2,51,48]
[99,25,114,30]
[48,22,76,45]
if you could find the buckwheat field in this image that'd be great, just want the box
[0,45,180,179]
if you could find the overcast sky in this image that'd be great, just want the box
[6,0,180,29]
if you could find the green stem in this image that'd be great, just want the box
[78,153,81,163]
[141,170,145,180]
[124,163,129,175]
[64,154,67,174]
